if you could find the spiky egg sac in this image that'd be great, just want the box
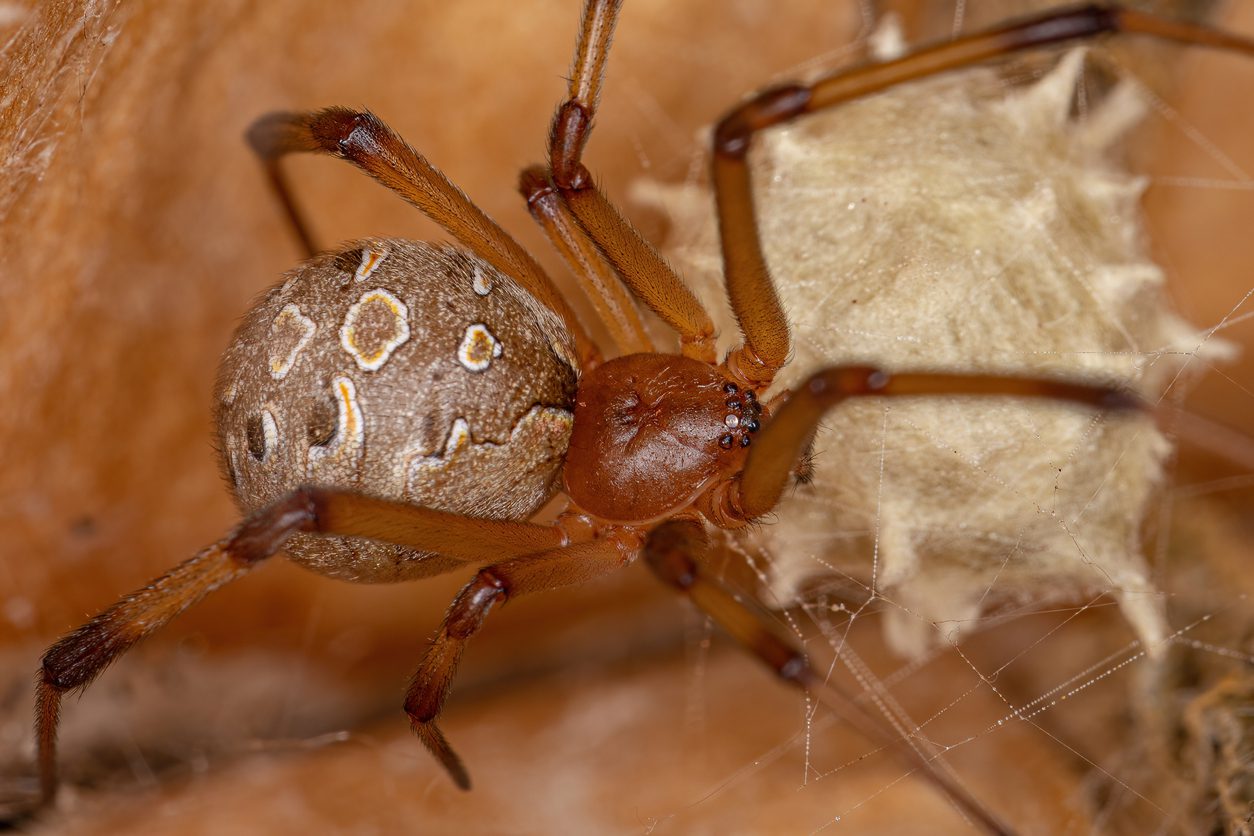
[642,51,1221,657]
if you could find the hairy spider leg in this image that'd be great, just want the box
[246,108,601,368]
[520,165,653,357]
[542,0,719,364]
[35,489,565,806]
[735,368,1143,520]
[404,535,636,789]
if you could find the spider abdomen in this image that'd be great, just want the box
[564,353,752,524]
[215,240,579,582]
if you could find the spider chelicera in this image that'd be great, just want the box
[30,3,1254,833]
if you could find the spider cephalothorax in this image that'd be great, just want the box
[565,353,764,524]
[28,3,1254,833]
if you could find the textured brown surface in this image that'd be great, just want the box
[218,241,577,582]
[2,0,1252,833]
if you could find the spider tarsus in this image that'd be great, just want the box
[33,676,62,808]
[411,721,472,791]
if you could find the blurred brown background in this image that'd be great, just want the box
[1,0,1251,833]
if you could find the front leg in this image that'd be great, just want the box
[34,488,564,809]
[732,366,1141,521]
[544,0,718,362]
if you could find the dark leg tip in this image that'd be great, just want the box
[411,720,472,791]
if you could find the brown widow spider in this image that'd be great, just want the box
[27,2,1254,832]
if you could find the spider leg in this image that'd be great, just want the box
[519,166,653,358]
[731,366,1141,521]
[711,4,1254,388]
[34,487,565,806]
[245,108,599,368]
[642,520,1015,836]
[404,533,636,789]
[543,0,717,363]
[250,136,319,258]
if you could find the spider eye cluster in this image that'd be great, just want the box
[717,381,762,449]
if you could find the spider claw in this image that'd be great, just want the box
[411,720,472,790]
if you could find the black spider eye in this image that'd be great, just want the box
[718,434,734,450]
[745,419,760,433]
[722,382,739,395]
[740,435,752,448]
